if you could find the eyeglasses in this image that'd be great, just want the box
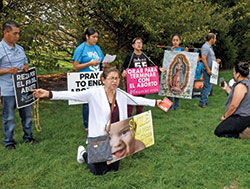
[106,77,120,81]
[135,42,142,45]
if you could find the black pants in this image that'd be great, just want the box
[83,153,120,175]
[214,115,250,138]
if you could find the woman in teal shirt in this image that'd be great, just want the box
[73,28,105,132]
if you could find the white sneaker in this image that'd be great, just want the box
[77,145,86,164]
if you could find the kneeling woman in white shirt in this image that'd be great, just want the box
[33,67,162,175]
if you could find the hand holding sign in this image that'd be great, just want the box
[21,64,29,72]
[8,67,19,74]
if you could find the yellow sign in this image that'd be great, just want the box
[107,110,154,164]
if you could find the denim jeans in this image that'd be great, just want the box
[82,104,89,129]
[169,97,180,110]
[199,68,212,105]
[1,96,33,146]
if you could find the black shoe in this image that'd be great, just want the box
[25,138,39,144]
[5,144,16,150]
[199,103,208,108]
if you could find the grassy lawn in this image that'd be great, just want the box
[36,60,74,75]
[0,70,249,188]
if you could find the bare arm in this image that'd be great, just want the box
[73,60,99,71]
[201,54,212,75]
[222,83,247,120]
[220,81,232,94]
[0,67,19,75]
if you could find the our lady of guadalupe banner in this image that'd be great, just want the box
[126,66,160,95]
[67,71,102,105]
[107,110,154,164]
[13,67,38,109]
[159,51,198,99]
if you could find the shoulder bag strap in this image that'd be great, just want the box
[141,51,157,67]
[106,92,116,133]
[104,90,116,134]
[127,52,134,69]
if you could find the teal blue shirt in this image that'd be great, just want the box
[0,40,28,96]
[72,42,104,72]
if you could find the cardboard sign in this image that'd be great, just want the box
[12,67,38,109]
[107,110,154,164]
[126,66,160,95]
[67,71,103,105]
[159,51,198,99]
[210,61,219,85]
[158,97,173,112]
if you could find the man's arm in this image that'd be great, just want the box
[21,64,29,72]
[0,67,19,75]
[201,54,212,75]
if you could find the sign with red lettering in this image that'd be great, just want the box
[126,66,160,95]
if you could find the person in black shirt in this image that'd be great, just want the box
[122,37,165,117]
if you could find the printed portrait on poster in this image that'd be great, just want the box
[107,110,154,164]
[169,55,189,94]
[159,51,199,99]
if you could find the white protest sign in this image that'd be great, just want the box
[210,61,219,85]
[67,71,103,105]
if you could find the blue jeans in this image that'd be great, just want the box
[1,96,33,146]
[199,68,212,105]
[169,97,180,110]
[82,104,89,129]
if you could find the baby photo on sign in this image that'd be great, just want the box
[107,111,154,164]
[159,51,199,99]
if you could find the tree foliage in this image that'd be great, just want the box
[0,0,249,70]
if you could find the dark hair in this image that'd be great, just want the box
[177,56,184,62]
[101,67,120,79]
[132,37,142,44]
[234,62,249,77]
[172,34,181,41]
[2,20,19,34]
[83,27,98,41]
[206,33,216,41]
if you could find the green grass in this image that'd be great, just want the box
[0,70,249,188]
[36,60,74,75]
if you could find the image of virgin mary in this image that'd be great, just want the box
[170,56,186,94]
